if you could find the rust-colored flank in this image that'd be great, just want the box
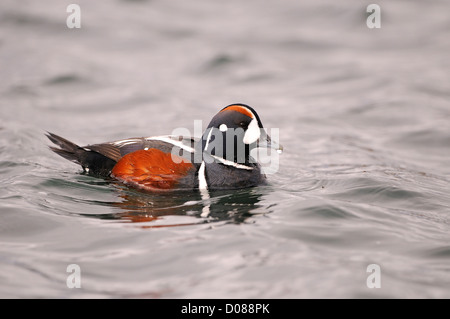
[111,149,193,191]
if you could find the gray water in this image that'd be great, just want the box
[1,0,449,298]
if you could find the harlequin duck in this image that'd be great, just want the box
[47,103,282,192]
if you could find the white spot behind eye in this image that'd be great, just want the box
[219,124,228,132]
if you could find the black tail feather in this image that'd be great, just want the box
[46,132,82,164]
[46,132,78,150]
[46,132,117,176]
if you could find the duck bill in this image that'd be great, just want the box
[257,129,283,153]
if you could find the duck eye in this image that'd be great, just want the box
[239,121,248,128]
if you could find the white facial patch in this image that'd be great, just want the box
[219,124,228,132]
[243,118,261,144]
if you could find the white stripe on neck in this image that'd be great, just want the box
[198,161,208,190]
[198,162,210,216]
[198,128,214,190]
[211,154,253,170]
[203,128,213,152]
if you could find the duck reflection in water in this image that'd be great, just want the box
[106,185,269,228]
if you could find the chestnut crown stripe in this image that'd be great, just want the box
[219,105,254,119]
